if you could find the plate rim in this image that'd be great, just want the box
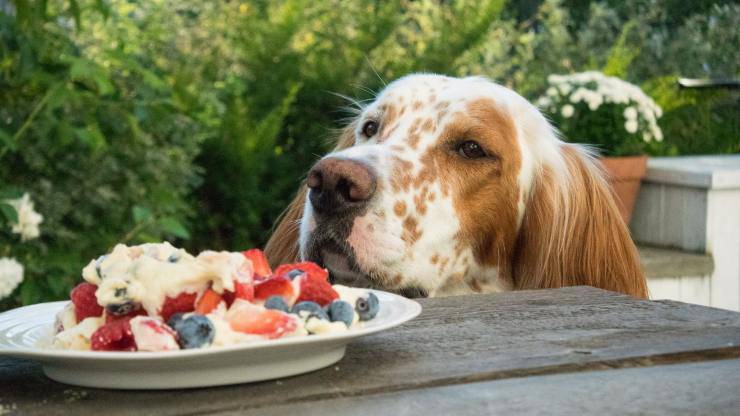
[0,289,421,361]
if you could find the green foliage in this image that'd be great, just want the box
[602,20,639,78]
[0,0,737,309]
[0,0,202,307]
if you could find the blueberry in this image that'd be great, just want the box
[286,269,305,280]
[264,296,289,312]
[105,301,139,316]
[327,300,354,327]
[167,313,184,329]
[167,253,180,263]
[171,314,215,349]
[292,301,329,320]
[355,292,379,321]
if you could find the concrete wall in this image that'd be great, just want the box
[631,155,740,311]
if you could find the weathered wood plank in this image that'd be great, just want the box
[242,359,740,416]
[1,286,739,416]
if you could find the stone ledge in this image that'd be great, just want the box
[644,155,740,190]
[639,245,714,279]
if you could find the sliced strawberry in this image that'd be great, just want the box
[195,289,223,314]
[70,282,103,323]
[274,262,329,282]
[159,292,197,322]
[91,319,137,351]
[242,249,272,279]
[228,306,297,339]
[295,275,338,306]
[254,276,294,303]
[234,281,254,301]
[224,280,256,306]
[105,308,147,324]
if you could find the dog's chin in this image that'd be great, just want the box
[307,242,430,299]
[317,247,375,288]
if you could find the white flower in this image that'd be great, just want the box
[653,127,663,142]
[561,104,575,118]
[5,193,43,241]
[570,88,589,103]
[624,107,638,120]
[558,83,572,95]
[0,257,23,299]
[535,96,551,108]
[642,132,652,143]
[625,119,639,134]
[586,93,603,110]
[546,87,558,97]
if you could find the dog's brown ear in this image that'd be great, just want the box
[264,122,357,266]
[511,145,648,298]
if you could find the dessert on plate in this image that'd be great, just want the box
[52,242,379,352]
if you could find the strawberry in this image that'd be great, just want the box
[223,281,252,306]
[295,275,338,306]
[223,280,256,306]
[70,282,103,323]
[274,262,329,282]
[159,292,197,322]
[222,290,235,307]
[235,280,254,301]
[242,249,272,279]
[195,289,223,314]
[91,319,137,351]
[228,306,297,339]
[254,276,294,303]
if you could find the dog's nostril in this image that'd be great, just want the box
[348,178,374,201]
[336,178,353,201]
[307,169,322,190]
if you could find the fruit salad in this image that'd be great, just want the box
[52,242,380,352]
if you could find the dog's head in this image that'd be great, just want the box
[266,74,647,299]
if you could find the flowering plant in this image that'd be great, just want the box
[537,71,663,157]
[0,190,44,302]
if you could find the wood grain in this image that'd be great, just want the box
[244,359,740,416]
[1,286,739,416]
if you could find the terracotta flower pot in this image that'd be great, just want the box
[599,155,648,224]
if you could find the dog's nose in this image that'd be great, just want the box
[307,157,376,214]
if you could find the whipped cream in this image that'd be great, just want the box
[82,242,253,316]
[54,302,78,333]
[304,317,348,334]
[129,316,179,352]
[53,316,103,350]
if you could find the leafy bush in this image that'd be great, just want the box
[0,2,201,307]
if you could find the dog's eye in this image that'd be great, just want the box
[362,120,379,137]
[457,140,487,159]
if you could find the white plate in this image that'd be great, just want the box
[0,290,421,389]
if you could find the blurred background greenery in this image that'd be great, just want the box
[0,0,738,308]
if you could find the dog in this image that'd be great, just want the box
[265,74,648,299]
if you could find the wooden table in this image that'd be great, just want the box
[1,286,739,415]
